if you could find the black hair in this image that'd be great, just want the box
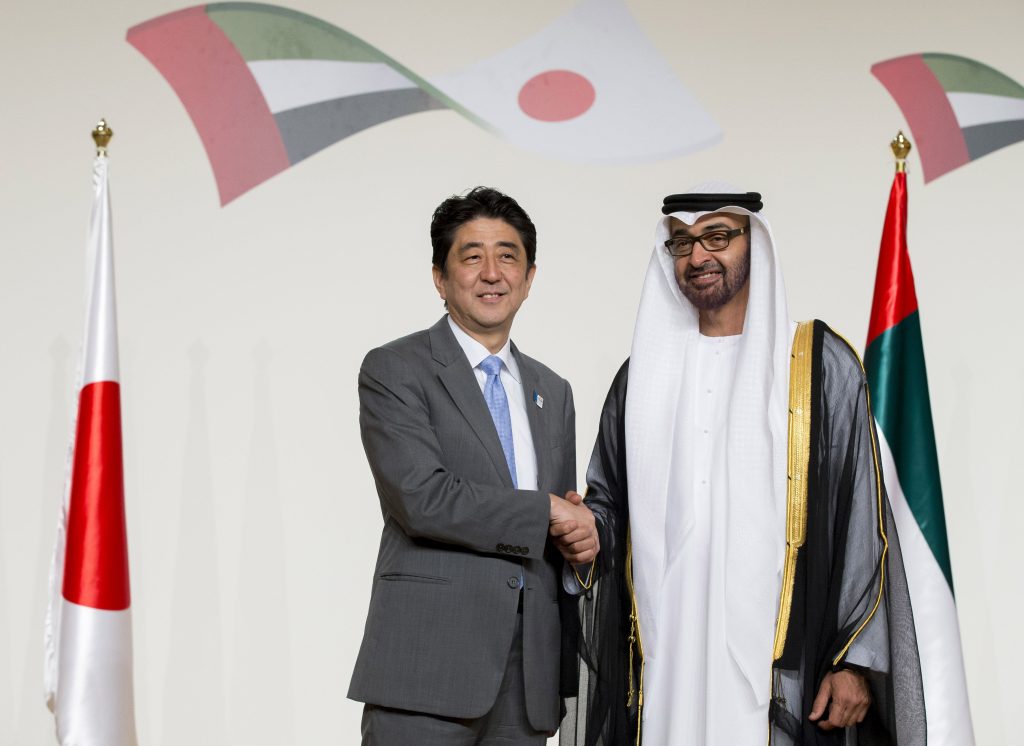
[430,186,537,273]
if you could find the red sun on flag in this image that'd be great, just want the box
[518,70,596,122]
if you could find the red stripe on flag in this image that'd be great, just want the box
[127,6,290,205]
[871,54,970,183]
[63,381,131,611]
[867,172,919,348]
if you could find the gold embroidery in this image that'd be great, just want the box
[771,320,814,662]
[625,530,645,745]
[574,492,597,590]
[573,562,595,591]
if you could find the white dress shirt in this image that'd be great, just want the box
[447,317,538,491]
[645,332,771,744]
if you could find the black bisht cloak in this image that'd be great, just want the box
[560,321,926,745]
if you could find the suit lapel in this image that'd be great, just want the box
[514,344,551,491]
[431,318,515,488]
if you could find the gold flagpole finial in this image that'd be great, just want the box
[891,130,912,173]
[92,119,113,156]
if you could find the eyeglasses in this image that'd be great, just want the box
[663,227,748,257]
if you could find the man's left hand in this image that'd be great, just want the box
[808,669,871,731]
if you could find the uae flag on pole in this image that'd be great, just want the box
[865,162,974,745]
[43,137,138,745]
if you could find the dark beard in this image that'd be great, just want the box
[679,249,751,311]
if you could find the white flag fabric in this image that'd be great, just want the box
[430,0,722,163]
[44,154,138,746]
[877,430,975,745]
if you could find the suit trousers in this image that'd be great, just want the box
[361,603,548,746]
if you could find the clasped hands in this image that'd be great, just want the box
[548,490,599,565]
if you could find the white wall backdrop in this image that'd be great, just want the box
[2,0,1021,743]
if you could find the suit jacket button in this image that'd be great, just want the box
[519,546,529,555]
[508,577,521,589]
[496,543,506,553]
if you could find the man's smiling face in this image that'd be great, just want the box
[432,217,535,344]
[669,212,751,312]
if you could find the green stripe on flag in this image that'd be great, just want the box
[923,53,1024,99]
[204,3,490,130]
[864,311,953,589]
[207,4,383,62]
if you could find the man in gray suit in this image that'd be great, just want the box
[349,187,597,745]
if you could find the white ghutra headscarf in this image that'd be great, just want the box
[624,182,795,705]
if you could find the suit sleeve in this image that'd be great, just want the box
[358,346,551,557]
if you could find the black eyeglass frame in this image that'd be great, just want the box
[663,226,748,257]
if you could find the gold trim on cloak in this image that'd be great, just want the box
[827,330,889,666]
[625,528,645,746]
[772,320,814,661]
[767,320,814,746]
[767,324,891,745]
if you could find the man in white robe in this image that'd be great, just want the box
[561,187,925,745]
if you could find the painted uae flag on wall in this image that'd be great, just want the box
[865,166,974,745]
[127,0,721,204]
[43,147,138,745]
[872,53,1024,182]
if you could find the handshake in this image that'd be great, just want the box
[548,491,600,566]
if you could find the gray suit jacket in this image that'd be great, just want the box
[348,316,575,731]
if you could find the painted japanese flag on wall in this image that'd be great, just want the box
[128,0,721,204]
[429,0,721,163]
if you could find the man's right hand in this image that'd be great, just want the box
[549,492,599,564]
[809,669,872,730]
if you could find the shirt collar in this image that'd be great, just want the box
[698,332,743,346]
[447,316,522,383]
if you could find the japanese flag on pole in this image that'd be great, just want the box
[43,143,138,745]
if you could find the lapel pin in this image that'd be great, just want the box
[533,391,544,409]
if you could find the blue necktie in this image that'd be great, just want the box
[479,355,518,488]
